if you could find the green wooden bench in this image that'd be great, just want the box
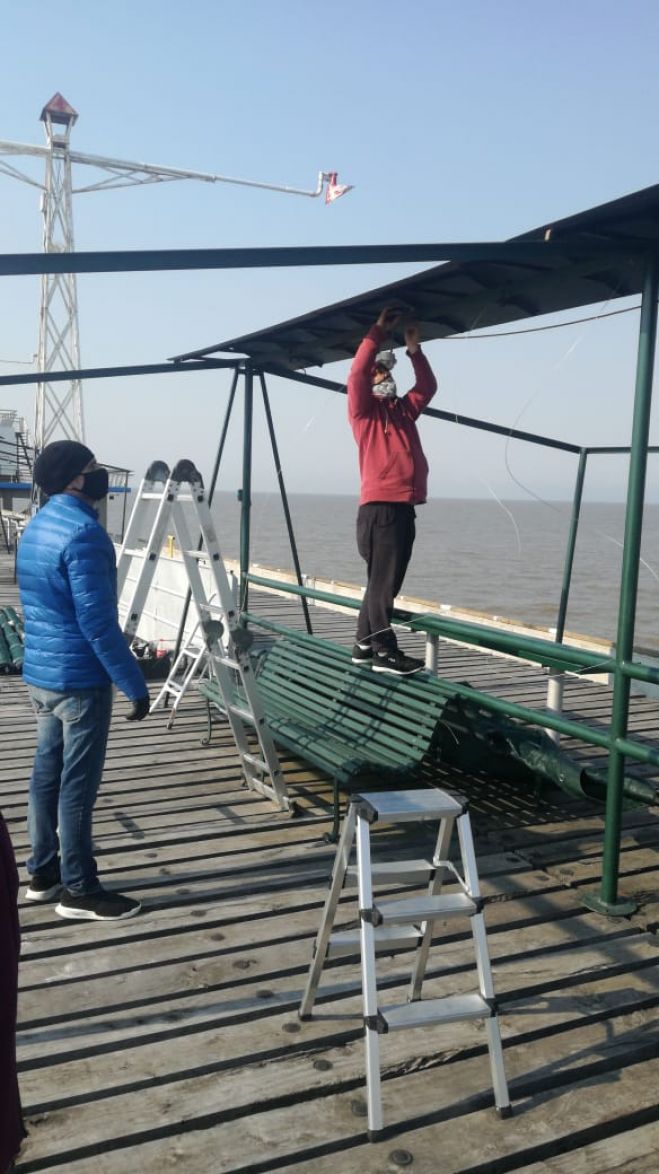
[197,630,449,838]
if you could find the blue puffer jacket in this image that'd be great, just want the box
[17,494,147,700]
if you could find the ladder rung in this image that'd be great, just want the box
[212,655,239,671]
[121,548,152,559]
[345,860,434,887]
[373,892,477,924]
[182,550,207,559]
[242,753,268,774]
[328,926,421,958]
[379,993,491,1032]
[228,704,256,725]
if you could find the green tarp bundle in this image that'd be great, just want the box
[0,607,23,673]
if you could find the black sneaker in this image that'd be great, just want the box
[372,650,425,676]
[25,866,62,903]
[351,643,373,664]
[55,889,142,921]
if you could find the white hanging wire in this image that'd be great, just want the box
[478,476,522,557]
[496,293,659,636]
[446,303,640,340]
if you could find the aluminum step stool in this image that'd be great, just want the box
[149,589,229,729]
[299,788,511,1140]
[149,614,210,729]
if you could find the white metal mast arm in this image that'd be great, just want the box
[0,138,330,197]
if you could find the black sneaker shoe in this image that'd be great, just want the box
[55,889,142,921]
[25,866,62,903]
[351,643,373,664]
[372,650,425,676]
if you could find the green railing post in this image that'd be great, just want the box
[585,256,659,917]
[546,447,588,740]
[258,371,313,635]
[556,448,588,645]
[239,362,254,611]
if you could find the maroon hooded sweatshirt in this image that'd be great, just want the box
[348,325,438,506]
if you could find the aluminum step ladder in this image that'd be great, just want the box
[299,788,510,1139]
[149,585,240,730]
[117,459,290,810]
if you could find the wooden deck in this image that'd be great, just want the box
[2,554,659,1173]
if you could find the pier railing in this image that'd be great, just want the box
[244,572,659,771]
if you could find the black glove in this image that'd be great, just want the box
[126,693,150,721]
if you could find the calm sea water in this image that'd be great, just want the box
[108,493,659,649]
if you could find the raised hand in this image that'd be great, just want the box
[376,306,402,332]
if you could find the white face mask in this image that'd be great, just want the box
[372,375,397,399]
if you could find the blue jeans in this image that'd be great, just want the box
[26,685,113,895]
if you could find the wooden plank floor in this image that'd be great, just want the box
[2,555,659,1172]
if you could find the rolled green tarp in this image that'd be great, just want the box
[0,628,11,672]
[0,609,24,671]
[436,695,657,809]
[2,606,23,636]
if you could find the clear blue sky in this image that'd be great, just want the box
[1,0,659,502]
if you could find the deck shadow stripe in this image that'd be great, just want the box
[14,1033,659,1172]
[16,927,652,1069]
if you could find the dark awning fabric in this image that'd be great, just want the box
[172,184,659,371]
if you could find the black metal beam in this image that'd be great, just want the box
[586,445,659,455]
[259,364,581,453]
[0,358,239,387]
[0,239,647,279]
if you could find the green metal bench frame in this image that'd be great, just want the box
[197,630,448,838]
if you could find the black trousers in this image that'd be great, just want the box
[356,502,416,653]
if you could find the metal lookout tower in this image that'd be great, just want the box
[0,93,351,454]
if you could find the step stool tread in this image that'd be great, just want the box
[353,788,465,823]
[381,992,490,1031]
[328,926,422,956]
[345,860,434,886]
[375,891,477,923]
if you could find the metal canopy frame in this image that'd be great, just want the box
[171,182,659,369]
[1,194,658,915]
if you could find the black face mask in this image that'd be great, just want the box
[81,468,109,501]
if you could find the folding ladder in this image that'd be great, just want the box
[117,459,290,810]
[299,788,510,1139]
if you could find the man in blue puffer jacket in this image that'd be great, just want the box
[17,440,150,921]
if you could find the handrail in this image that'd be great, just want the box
[245,572,615,675]
[245,574,659,688]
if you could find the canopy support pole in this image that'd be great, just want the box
[173,366,239,661]
[259,371,313,634]
[584,257,658,917]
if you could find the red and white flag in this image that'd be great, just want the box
[325,172,353,204]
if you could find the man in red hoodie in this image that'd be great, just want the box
[348,306,438,675]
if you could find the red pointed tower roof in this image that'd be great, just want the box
[40,93,78,126]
